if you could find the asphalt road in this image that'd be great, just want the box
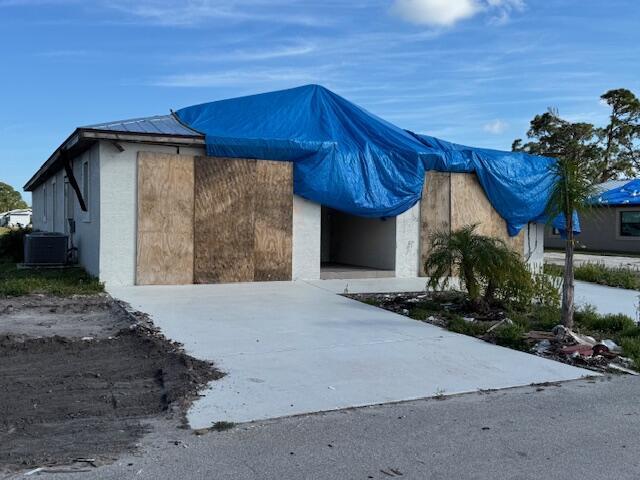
[19,376,640,480]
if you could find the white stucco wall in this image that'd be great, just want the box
[524,222,545,273]
[395,201,421,278]
[292,195,321,280]
[29,145,101,277]
[98,141,205,286]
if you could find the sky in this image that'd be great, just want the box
[1,0,639,202]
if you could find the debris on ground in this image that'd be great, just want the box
[0,295,223,472]
[348,291,639,376]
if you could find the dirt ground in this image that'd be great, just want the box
[0,295,223,472]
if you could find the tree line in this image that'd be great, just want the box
[513,88,640,183]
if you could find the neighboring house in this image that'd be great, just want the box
[0,208,32,228]
[24,87,545,287]
[545,179,640,254]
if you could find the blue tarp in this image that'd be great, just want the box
[175,84,561,236]
[592,179,640,206]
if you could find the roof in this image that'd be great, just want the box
[82,114,203,137]
[593,179,631,195]
[0,208,31,216]
[591,178,640,206]
[24,113,205,191]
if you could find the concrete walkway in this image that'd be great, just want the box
[545,251,640,269]
[109,280,590,428]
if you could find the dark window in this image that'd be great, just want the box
[620,211,640,237]
[552,228,560,236]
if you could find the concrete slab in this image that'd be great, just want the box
[545,251,640,269]
[574,280,639,319]
[109,280,590,428]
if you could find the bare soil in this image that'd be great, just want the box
[0,295,223,471]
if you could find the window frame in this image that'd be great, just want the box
[42,184,47,223]
[81,159,91,223]
[618,209,640,239]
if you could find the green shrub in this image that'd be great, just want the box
[0,227,31,262]
[493,323,527,351]
[543,263,563,277]
[575,305,636,333]
[425,224,533,309]
[447,316,490,336]
[620,337,640,370]
[530,304,562,330]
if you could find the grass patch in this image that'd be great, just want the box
[544,262,640,290]
[0,259,103,296]
[0,227,9,236]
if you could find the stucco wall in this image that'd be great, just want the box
[99,141,205,287]
[523,222,545,272]
[292,195,321,280]
[395,201,420,277]
[29,144,101,277]
[545,206,640,254]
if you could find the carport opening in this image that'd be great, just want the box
[320,206,396,279]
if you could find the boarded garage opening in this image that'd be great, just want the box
[136,152,293,285]
[320,207,396,279]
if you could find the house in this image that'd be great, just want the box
[0,208,32,228]
[545,179,640,254]
[24,85,546,287]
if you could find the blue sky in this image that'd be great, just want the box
[1,0,639,201]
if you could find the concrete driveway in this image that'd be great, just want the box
[109,279,590,428]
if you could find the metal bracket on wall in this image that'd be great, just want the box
[63,158,88,212]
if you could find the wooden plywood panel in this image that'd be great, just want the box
[194,157,257,284]
[136,152,194,285]
[419,172,451,276]
[254,160,293,281]
[450,173,524,254]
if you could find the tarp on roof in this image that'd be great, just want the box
[591,179,640,206]
[175,84,561,236]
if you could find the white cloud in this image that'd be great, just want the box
[391,0,479,27]
[483,119,508,134]
[391,0,525,27]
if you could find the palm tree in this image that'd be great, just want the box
[424,224,527,309]
[546,142,596,329]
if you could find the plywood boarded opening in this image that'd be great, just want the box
[193,157,293,284]
[136,153,293,285]
[419,172,524,276]
[136,152,195,285]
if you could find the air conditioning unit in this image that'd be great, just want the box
[24,232,68,265]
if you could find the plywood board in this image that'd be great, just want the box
[194,157,257,284]
[450,173,524,254]
[253,160,293,281]
[419,172,451,276]
[136,152,194,285]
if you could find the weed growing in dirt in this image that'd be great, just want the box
[212,421,236,432]
[0,260,104,296]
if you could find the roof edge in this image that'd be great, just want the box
[24,129,206,191]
